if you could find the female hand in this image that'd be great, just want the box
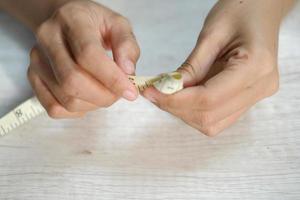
[144,0,294,136]
[27,0,140,118]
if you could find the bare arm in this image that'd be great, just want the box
[144,0,296,136]
[0,0,141,118]
[0,0,71,31]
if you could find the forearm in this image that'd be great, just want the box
[0,0,72,31]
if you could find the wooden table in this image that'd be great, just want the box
[0,1,299,199]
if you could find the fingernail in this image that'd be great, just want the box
[123,90,137,101]
[123,60,135,74]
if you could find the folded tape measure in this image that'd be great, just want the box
[0,72,183,136]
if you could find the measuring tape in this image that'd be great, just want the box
[0,72,183,137]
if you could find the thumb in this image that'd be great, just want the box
[110,17,140,75]
[177,32,227,87]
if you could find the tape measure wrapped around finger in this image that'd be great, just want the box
[128,72,183,94]
[0,72,184,137]
[153,72,183,94]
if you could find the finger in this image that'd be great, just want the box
[35,23,118,107]
[30,48,99,112]
[189,71,279,125]
[177,29,232,87]
[110,17,140,75]
[145,59,261,111]
[27,67,85,119]
[62,17,138,101]
[187,107,249,137]
[144,85,250,137]
[143,86,190,113]
[144,64,277,119]
[36,22,71,83]
[143,85,219,111]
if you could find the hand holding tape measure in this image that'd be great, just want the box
[0,72,183,136]
[0,0,288,137]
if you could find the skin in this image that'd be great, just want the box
[0,0,140,118]
[0,0,295,135]
[144,0,295,136]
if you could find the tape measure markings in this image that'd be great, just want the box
[0,72,183,137]
[0,97,45,136]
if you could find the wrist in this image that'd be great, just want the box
[32,0,74,32]
[0,0,75,32]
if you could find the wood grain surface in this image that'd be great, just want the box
[0,1,299,199]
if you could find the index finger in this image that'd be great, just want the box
[144,62,256,111]
[63,18,138,101]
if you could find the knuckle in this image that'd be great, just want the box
[95,94,118,108]
[60,70,81,97]
[105,95,119,108]
[50,49,63,65]
[114,15,130,26]
[36,22,51,44]
[201,126,219,137]
[122,39,140,58]
[61,96,80,112]
[102,99,117,108]
[47,104,64,119]
[76,43,97,66]
[109,74,123,92]
[53,6,69,22]
[54,3,89,26]
[196,111,214,127]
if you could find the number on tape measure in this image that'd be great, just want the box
[0,97,45,136]
[0,72,183,137]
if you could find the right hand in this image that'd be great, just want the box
[27,0,140,118]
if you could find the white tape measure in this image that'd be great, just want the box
[0,97,45,136]
[0,72,183,137]
[128,72,183,94]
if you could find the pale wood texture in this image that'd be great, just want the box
[0,1,300,199]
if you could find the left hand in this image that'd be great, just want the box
[27,0,140,118]
[143,0,288,136]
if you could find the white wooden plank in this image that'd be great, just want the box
[0,1,299,199]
